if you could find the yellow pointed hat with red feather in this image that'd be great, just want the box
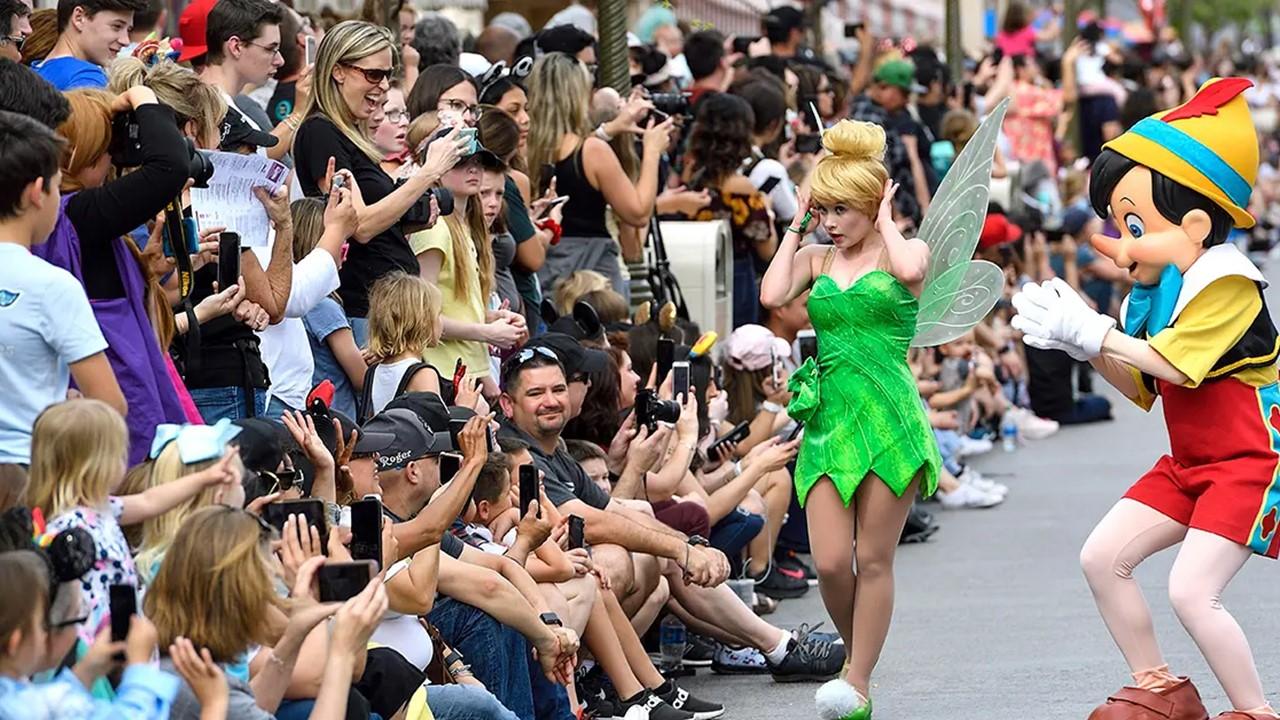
[1103,77,1259,228]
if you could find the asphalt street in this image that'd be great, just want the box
[681,267,1280,719]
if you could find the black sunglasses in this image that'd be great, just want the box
[257,468,301,495]
[342,63,393,85]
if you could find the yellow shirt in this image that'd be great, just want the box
[1129,275,1278,410]
[409,219,491,380]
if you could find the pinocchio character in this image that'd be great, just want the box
[1012,78,1279,720]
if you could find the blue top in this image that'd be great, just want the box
[32,57,107,91]
[0,665,179,720]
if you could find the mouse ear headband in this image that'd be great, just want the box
[479,56,534,100]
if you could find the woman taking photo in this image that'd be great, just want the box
[294,20,464,345]
[526,52,676,297]
[680,92,776,326]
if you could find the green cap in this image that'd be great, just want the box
[872,59,923,93]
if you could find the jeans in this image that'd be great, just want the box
[732,255,760,328]
[264,394,297,421]
[776,459,810,555]
[710,508,764,576]
[427,683,520,720]
[934,429,965,476]
[427,598,535,720]
[527,642,574,720]
[188,386,266,423]
[1052,394,1114,425]
[349,316,370,349]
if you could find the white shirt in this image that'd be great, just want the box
[256,247,341,411]
[369,358,422,415]
[748,156,798,223]
[370,559,435,671]
[0,243,107,463]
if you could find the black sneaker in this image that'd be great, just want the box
[682,633,715,667]
[655,681,725,719]
[753,564,809,600]
[577,664,622,718]
[774,548,818,585]
[619,690,695,720]
[767,627,846,683]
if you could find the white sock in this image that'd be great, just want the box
[764,631,792,664]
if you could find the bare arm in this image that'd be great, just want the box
[118,453,232,525]
[1088,351,1143,400]
[458,545,553,614]
[584,124,670,226]
[876,182,930,288]
[325,329,369,391]
[69,353,126,418]
[759,218,824,308]
[1097,330,1188,386]
[385,544,442,616]
[393,418,489,557]
[561,498,686,560]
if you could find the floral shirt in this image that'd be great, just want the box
[48,498,138,645]
[1004,82,1063,173]
[686,189,772,260]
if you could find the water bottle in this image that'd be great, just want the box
[1001,411,1019,452]
[659,614,687,670]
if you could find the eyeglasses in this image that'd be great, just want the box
[343,63,394,85]
[439,98,480,118]
[257,468,301,495]
[244,39,282,56]
[386,108,407,123]
[1,35,23,50]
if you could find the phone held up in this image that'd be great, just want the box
[318,560,378,602]
[568,515,586,550]
[217,231,241,292]
[348,495,383,569]
[519,464,541,519]
[797,328,818,363]
[109,583,136,659]
[671,360,690,401]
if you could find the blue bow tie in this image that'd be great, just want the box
[1125,264,1183,338]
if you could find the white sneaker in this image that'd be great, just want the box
[1012,408,1060,440]
[938,482,1003,509]
[958,436,994,457]
[958,467,1008,497]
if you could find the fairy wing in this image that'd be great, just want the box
[911,98,1010,348]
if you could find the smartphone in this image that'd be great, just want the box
[707,420,751,457]
[671,361,690,400]
[458,127,478,154]
[304,34,317,65]
[318,560,377,602]
[795,133,822,154]
[518,464,540,519]
[263,498,329,551]
[656,338,676,387]
[438,452,462,485]
[448,417,468,450]
[731,35,759,54]
[757,175,782,195]
[797,328,818,363]
[349,496,383,568]
[537,195,569,219]
[843,22,864,37]
[568,515,585,550]
[770,347,783,386]
[109,584,136,656]
[786,422,804,442]
[217,232,241,292]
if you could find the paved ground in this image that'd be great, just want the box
[681,271,1280,719]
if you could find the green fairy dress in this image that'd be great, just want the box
[784,98,1013,508]
[788,267,940,506]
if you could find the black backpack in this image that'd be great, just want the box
[357,362,454,424]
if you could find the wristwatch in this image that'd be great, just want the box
[539,612,563,627]
[687,535,710,547]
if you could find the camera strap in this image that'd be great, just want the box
[163,199,202,376]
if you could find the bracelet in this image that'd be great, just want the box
[282,113,302,131]
[537,217,562,245]
[761,400,784,414]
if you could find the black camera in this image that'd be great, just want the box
[634,388,680,431]
[110,111,214,187]
[401,184,454,227]
[650,92,691,119]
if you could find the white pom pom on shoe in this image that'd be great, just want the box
[815,679,870,720]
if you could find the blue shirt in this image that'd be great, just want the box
[303,296,358,418]
[32,57,107,90]
[0,665,179,720]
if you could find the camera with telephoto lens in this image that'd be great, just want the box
[109,111,214,187]
[634,388,680,432]
[400,184,454,228]
[650,92,691,120]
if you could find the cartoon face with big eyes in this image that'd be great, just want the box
[1090,166,1216,287]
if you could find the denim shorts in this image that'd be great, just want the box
[188,386,266,423]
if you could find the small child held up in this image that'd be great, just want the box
[24,399,237,644]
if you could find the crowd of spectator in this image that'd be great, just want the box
[0,0,1277,717]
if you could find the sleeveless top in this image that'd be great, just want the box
[555,144,610,237]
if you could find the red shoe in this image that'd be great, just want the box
[1087,679,1209,720]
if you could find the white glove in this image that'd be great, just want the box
[1011,279,1116,358]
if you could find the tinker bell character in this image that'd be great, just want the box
[1013,77,1279,720]
[760,100,1009,720]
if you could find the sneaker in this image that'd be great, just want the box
[753,592,779,615]
[937,482,1003,509]
[958,435,993,457]
[768,627,846,683]
[578,664,622,718]
[655,682,725,720]
[753,564,809,600]
[793,622,842,646]
[775,549,819,586]
[682,634,715,667]
[956,467,1008,497]
[711,644,769,675]
[618,690,694,720]
[1012,407,1059,440]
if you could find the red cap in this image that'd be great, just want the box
[177,0,217,62]
[979,212,1022,250]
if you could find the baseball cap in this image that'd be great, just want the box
[873,59,927,94]
[548,300,604,342]
[220,109,279,151]
[385,391,452,433]
[363,409,453,471]
[525,332,607,379]
[231,418,286,473]
[764,6,805,32]
[537,24,595,56]
[979,212,1023,250]
[177,0,215,63]
[725,324,791,372]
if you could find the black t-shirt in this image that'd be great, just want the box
[174,264,269,390]
[294,115,418,318]
[267,80,297,127]
[498,420,611,510]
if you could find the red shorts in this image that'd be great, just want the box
[1123,376,1280,558]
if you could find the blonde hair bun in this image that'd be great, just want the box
[821,120,886,163]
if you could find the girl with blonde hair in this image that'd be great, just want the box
[362,270,445,415]
[26,399,239,645]
[759,120,937,720]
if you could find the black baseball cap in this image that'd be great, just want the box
[385,392,452,433]
[231,418,286,473]
[526,332,607,379]
[764,6,805,32]
[220,109,279,152]
[364,409,452,471]
[537,24,596,56]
